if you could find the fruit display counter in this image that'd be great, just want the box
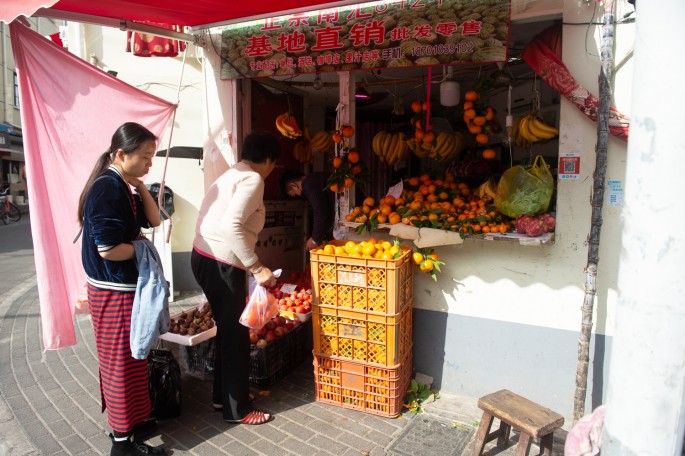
[160,301,217,347]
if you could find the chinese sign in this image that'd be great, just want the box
[219,0,510,79]
[558,152,580,180]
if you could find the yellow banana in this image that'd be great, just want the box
[314,131,333,152]
[406,138,416,153]
[396,132,407,163]
[528,116,559,139]
[433,131,449,152]
[381,131,394,159]
[518,116,538,143]
[279,114,294,134]
[390,133,405,165]
[285,114,302,137]
[386,133,399,161]
[275,114,292,138]
[435,133,453,158]
[372,131,386,159]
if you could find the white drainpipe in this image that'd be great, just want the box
[2,22,8,124]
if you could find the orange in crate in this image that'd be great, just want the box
[310,240,414,315]
[313,353,412,418]
[312,303,412,366]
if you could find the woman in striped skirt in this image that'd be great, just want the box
[77,122,165,456]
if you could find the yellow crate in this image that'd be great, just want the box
[313,353,412,418]
[310,240,414,315]
[312,303,412,366]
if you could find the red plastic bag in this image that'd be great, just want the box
[239,284,278,330]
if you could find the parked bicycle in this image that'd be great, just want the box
[0,184,21,225]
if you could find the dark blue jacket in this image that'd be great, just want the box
[81,166,150,291]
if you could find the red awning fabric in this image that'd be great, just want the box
[1,0,356,28]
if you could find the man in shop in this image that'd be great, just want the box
[281,170,335,250]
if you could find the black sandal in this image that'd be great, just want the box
[224,409,273,425]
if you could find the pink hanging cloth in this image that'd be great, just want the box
[522,24,630,141]
[10,21,176,350]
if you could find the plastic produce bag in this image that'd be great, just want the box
[240,284,279,330]
[495,155,554,217]
[148,349,181,419]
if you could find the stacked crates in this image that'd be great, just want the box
[310,240,414,417]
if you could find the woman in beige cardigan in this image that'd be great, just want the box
[191,131,280,425]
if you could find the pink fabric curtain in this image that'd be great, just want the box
[0,1,59,24]
[10,22,176,350]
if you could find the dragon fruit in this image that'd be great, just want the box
[540,213,556,233]
[525,218,545,237]
[515,215,534,234]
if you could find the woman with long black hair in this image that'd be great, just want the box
[77,122,165,456]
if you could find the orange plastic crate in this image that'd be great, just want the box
[313,353,412,418]
[312,303,412,366]
[310,240,414,315]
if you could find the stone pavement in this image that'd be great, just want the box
[0,217,567,455]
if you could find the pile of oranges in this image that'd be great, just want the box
[314,238,406,260]
[345,172,513,237]
[345,195,402,226]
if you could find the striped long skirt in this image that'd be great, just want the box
[87,284,151,434]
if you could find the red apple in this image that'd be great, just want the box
[249,333,259,344]
[264,330,277,343]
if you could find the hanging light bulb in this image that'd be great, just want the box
[440,66,461,107]
[312,73,324,91]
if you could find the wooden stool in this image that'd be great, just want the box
[473,389,564,456]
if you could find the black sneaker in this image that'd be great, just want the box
[132,419,158,441]
[110,439,165,456]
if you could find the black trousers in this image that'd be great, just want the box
[191,249,250,421]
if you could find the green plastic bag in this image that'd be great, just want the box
[495,155,554,217]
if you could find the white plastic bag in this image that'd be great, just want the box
[247,268,282,296]
[239,284,279,329]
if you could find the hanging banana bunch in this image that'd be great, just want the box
[309,130,334,153]
[292,140,314,163]
[275,113,303,139]
[372,131,408,166]
[513,114,559,147]
[429,131,465,163]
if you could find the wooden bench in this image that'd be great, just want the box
[473,389,564,456]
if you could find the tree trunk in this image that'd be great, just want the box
[572,0,615,424]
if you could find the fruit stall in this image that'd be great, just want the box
[107,0,629,420]
[205,0,637,420]
[204,0,585,417]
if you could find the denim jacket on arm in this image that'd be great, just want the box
[130,239,170,359]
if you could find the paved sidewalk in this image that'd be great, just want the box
[0,219,566,455]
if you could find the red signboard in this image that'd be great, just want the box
[219,0,510,79]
